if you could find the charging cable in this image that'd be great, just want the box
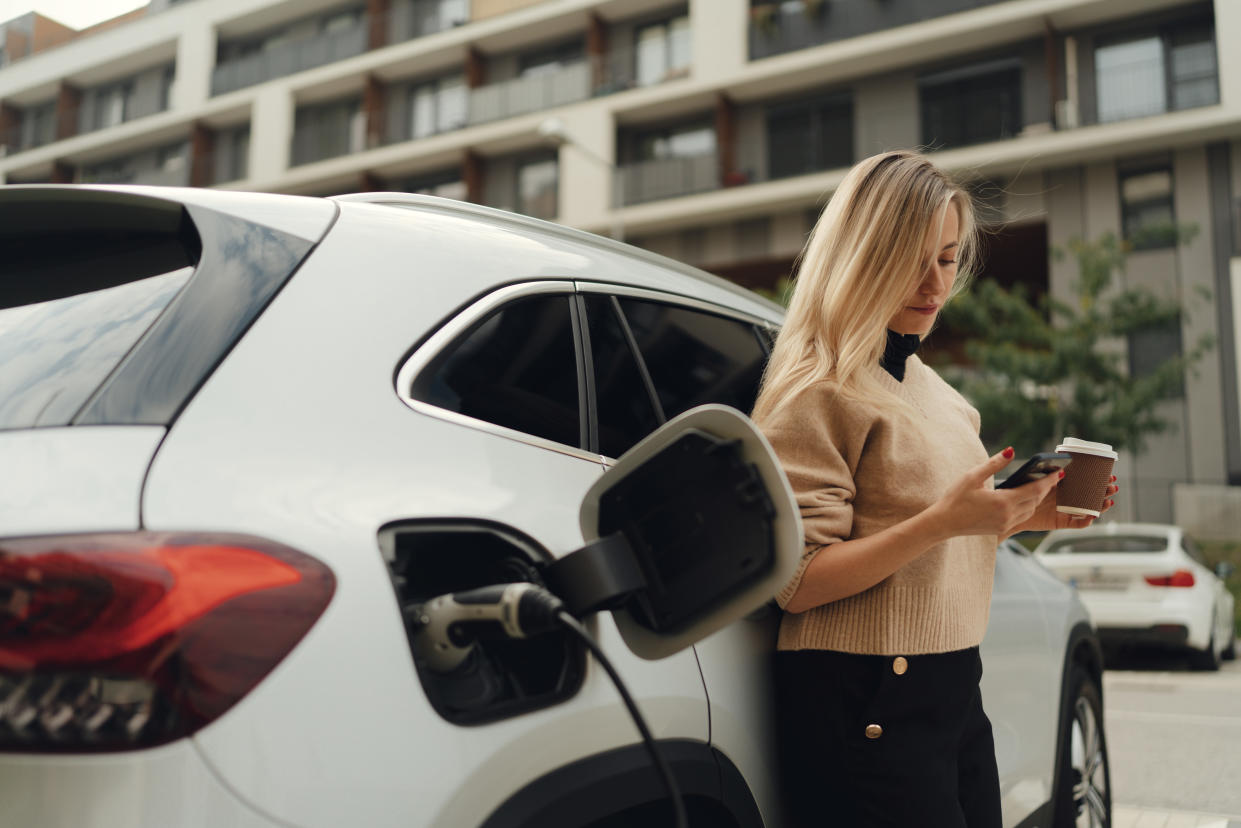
[407,583,688,828]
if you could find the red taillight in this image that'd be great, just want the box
[0,532,334,752]
[1144,570,1195,588]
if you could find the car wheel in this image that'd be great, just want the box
[1054,666,1111,828]
[1188,621,1222,671]
[1223,626,1237,662]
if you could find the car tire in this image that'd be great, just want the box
[1223,627,1237,662]
[1189,621,1222,672]
[1053,666,1111,828]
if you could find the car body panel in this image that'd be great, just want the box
[0,426,164,535]
[0,740,284,828]
[140,202,709,827]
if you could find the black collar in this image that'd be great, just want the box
[881,330,921,382]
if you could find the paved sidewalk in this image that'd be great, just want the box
[1115,805,1241,827]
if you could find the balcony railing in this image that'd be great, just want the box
[212,21,369,95]
[211,1,467,96]
[468,62,592,126]
[79,158,191,187]
[619,152,718,205]
[291,112,366,166]
[748,0,1014,60]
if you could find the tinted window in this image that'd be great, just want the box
[1182,536,1207,566]
[1043,536,1168,554]
[583,295,661,458]
[415,294,581,448]
[0,267,192,429]
[920,65,1021,149]
[617,298,767,419]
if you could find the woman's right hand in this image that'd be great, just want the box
[928,448,1061,539]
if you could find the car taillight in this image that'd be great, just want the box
[1144,570,1195,587]
[0,532,334,752]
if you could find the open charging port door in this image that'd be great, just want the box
[546,404,802,660]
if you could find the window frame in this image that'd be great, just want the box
[576,282,775,464]
[1093,20,1218,124]
[765,90,854,180]
[395,280,779,464]
[1118,161,1176,251]
[918,57,1023,150]
[634,12,691,87]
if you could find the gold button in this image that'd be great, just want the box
[865,724,883,739]
[893,656,908,676]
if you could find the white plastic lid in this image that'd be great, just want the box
[1056,437,1118,460]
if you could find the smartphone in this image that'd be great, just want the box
[997,452,1072,489]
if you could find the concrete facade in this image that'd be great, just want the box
[1,0,1239,529]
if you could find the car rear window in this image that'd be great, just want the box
[0,196,199,430]
[1042,536,1168,554]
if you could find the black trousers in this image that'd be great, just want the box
[773,646,1002,828]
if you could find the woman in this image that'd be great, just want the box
[752,150,1117,827]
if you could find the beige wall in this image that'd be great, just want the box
[471,0,549,23]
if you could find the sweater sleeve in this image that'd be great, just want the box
[757,384,862,608]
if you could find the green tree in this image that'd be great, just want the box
[937,227,1214,455]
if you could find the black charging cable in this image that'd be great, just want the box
[554,610,688,828]
[409,584,688,828]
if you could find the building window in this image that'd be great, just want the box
[766,93,852,180]
[920,60,1021,149]
[635,14,690,87]
[633,122,714,162]
[1120,164,1175,250]
[1096,24,1217,123]
[409,74,467,139]
[214,125,250,184]
[95,81,133,130]
[517,154,558,220]
[292,98,364,165]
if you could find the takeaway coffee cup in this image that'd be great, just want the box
[1055,437,1118,517]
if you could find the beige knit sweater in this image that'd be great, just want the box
[755,355,996,655]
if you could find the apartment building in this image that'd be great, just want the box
[1,0,1239,531]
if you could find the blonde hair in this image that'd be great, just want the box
[752,150,978,422]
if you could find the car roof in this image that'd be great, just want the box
[1034,522,1181,550]
[332,192,785,323]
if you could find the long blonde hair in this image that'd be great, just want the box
[752,150,978,422]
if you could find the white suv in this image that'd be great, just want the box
[0,186,1107,828]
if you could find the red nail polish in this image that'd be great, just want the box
[1002,447,1014,459]
[1058,470,1065,479]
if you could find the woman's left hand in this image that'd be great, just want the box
[1012,476,1120,533]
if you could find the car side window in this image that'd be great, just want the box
[412,293,582,449]
[616,297,768,421]
[1182,536,1207,566]
[582,295,662,458]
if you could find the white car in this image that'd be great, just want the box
[1,185,1108,828]
[1034,522,1237,670]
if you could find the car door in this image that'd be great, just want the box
[981,540,1062,826]
[575,283,786,824]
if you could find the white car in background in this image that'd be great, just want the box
[1035,522,1237,670]
[1,185,1108,828]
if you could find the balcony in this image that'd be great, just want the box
[78,143,191,187]
[619,152,718,205]
[468,61,593,126]
[213,20,368,95]
[211,0,468,95]
[748,0,1014,60]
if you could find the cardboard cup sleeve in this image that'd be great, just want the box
[1056,438,1117,518]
